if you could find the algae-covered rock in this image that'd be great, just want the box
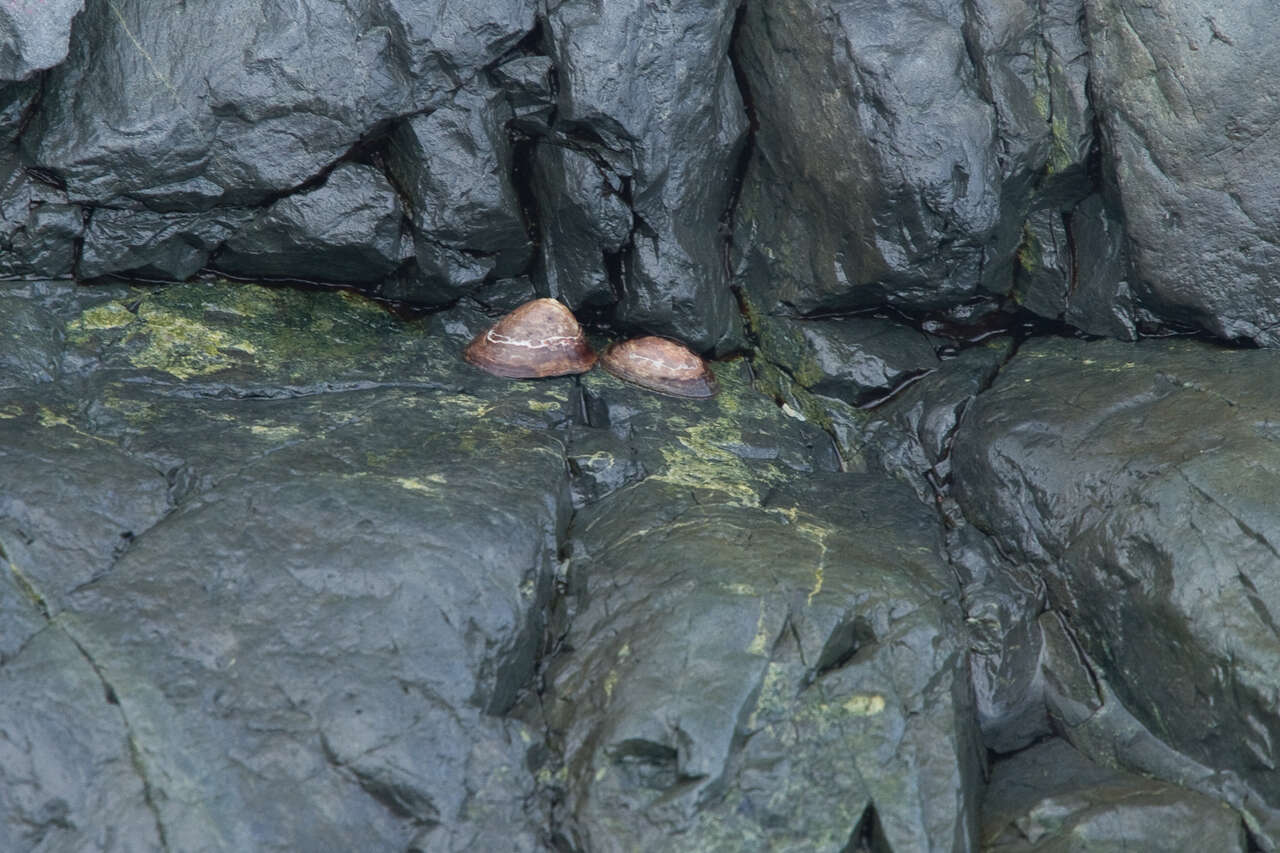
[1,279,583,851]
[545,464,981,850]
[59,390,567,851]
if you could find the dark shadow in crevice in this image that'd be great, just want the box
[841,801,893,853]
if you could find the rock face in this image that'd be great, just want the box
[1085,0,1280,344]
[953,337,1280,839]
[0,0,84,82]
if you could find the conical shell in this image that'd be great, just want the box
[600,336,718,398]
[464,298,596,379]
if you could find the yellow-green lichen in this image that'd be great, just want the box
[69,280,450,387]
[123,303,258,380]
[840,693,887,716]
[1015,222,1041,276]
[393,474,448,495]
[248,424,302,441]
[651,419,775,506]
[72,301,136,331]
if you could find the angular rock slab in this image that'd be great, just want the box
[54,390,568,852]
[210,162,405,285]
[0,627,163,853]
[0,389,172,618]
[732,0,999,314]
[542,0,746,351]
[0,279,596,851]
[546,471,981,850]
[981,738,1247,852]
[952,337,1280,840]
[24,0,536,207]
[0,0,84,81]
[1085,0,1280,344]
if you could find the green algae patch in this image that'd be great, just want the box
[641,361,805,507]
[66,280,455,388]
[125,302,259,380]
[74,301,137,331]
[738,289,825,390]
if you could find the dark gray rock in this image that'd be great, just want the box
[23,0,535,208]
[384,85,533,305]
[732,0,1103,321]
[212,162,404,285]
[1013,194,1136,339]
[531,142,630,311]
[1,78,42,143]
[0,627,163,853]
[1085,1,1280,344]
[0,0,83,82]
[981,738,1247,852]
[0,158,81,278]
[798,317,941,407]
[79,205,253,281]
[542,0,746,352]
[0,391,171,616]
[732,0,997,314]
[0,280,593,852]
[951,525,1052,754]
[547,471,981,851]
[952,337,1280,845]
[59,397,563,851]
[0,290,63,385]
[493,56,555,126]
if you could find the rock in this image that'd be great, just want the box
[0,290,63,386]
[530,143,631,311]
[799,317,941,407]
[952,337,1280,845]
[542,366,978,849]
[1013,194,1136,339]
[1085,1,1280,344]
[0,628,163,853]
[0,390,172,616]
[212,162,404,285]
[981,738,1247,852]
[1,78,42,143]
[541,0,747,351]
[384,85,533,304]
[732,0,1107,322]
[547,470,981,851]
[0,280,592,851]
[951,524,1053,754]
[59,393,563,850]
[79,205,253,281]
[732,0,996,314]
[0,0,84,82]
[0,158,81,278]
[23,0,535,207]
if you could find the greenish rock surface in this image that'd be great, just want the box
[545,473,981,851]
[1,279,988,851]
[953,337,1280,844]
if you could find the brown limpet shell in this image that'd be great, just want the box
[600,336,718,398]
[464,298,597,379]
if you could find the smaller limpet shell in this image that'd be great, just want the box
[600,336,718,398]
[464,298,596,379]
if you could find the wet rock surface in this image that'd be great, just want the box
[981,738,1247,852]
[953,337,1280,844]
